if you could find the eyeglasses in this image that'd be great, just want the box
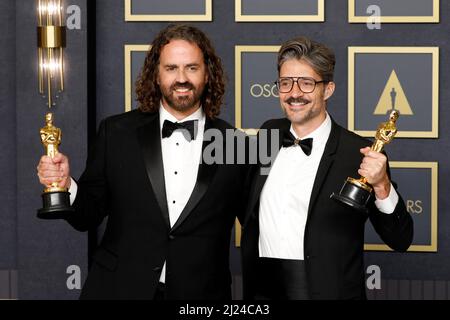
[275,77,327,93]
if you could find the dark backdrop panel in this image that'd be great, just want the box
[0,0,17,272]
[15,0,88,299]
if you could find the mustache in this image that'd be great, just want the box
[171,82,195,91]
[285,97,310,104]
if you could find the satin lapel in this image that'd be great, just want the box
[307,121,340,217]
[244,122,287,226]
[137,114,170,228]
[170,118,218,232]
[244,170,268,227]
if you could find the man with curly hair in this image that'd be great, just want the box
[36,24,248,300]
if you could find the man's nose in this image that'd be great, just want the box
[176,69,188,83]
[290,82,304,97]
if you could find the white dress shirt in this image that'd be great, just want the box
[258,113,398,260]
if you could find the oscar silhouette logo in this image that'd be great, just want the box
[331,110,399,213]
[373,70,413,116]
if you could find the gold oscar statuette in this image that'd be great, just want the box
[37,113,74,219]
[330,110,399,213]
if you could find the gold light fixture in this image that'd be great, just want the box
[37,0,66,108]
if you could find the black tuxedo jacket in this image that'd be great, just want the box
[241,118,413,300]
[66,110,249,300]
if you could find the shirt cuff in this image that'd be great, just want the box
[68,177,78,206]
[374,183,399,214]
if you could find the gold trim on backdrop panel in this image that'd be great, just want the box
[364,161,438,252]
[125,0,212,21]
[235,45,280,136]
[348,47,439,138]
[235,218,241,247]
[348,0,440,23]
[124,45,150,112]
[235,0,325,22]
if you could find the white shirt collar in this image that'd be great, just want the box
[159,103,205,129]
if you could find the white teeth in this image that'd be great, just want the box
[290,102,306,106]
[175,88,190,93]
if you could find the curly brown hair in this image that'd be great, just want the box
[135,24,226,119]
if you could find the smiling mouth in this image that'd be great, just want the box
[174,87,191,92]
[287,100,310,108]
[172,88,193,98]
[288,101,308,107]
[285,98,310,107]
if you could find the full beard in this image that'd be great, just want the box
[161,82,204,112]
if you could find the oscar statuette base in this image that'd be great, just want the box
[330,178,372,214]
[37,190,75,219]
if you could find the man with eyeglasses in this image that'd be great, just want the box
[241,36,413,300]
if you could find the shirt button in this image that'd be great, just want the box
[174,171,178,175]
[173,200,176,204]
[176,142,179,146]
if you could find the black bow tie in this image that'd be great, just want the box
[162,119,198,141]
[282,131,313,156]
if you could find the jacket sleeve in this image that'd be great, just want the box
[368,182,414,252]
[65,119,110,232]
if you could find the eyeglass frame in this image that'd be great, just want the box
[274,77,329,94]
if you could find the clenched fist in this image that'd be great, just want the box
[37,153,71,189]
[358,147,391,200]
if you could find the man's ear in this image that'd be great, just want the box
[324,82,335,101]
